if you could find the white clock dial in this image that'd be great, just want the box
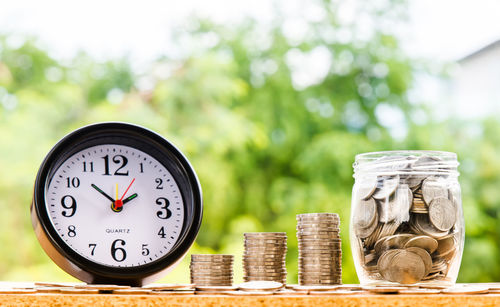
[45,144,184,267]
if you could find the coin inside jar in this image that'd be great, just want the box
[354,198,378,238]
[386,250,426,284]
[428,197,456,231]
[373,175,399,200]
[405,247,432,275]
[404,235,438,254]
[422,178,448,206]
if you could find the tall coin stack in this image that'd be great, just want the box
[190,254,234,286]
[296,213,342,285]
[243,232,287,283]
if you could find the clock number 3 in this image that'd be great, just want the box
[155,197,172,219]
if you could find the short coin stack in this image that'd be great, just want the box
[243,232,287,283]
[296,213,342,285]
[190,254,234,286]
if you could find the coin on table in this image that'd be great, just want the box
[75,284,131,290]
[289,285,339,291]
[428,197,456,231]
[35,282,83,288]
[195,286,237,291]
[113,288,152,295]
[143,283,195,290]
[441,285,489,294]
[150,290,195,295]
[310,290,363,295]
[398,288,441,294]
[226,290,275,296]
[404,235,438,254]
[238,281,284,291]
[59,288,99,294]
[364,286,405,294]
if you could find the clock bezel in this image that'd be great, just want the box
[31,122,203,286]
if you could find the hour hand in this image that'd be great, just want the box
[91,184,115,203]
[122,193,138,205]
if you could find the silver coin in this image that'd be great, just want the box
[372,175,399,200]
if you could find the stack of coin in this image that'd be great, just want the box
[296,213,342,285]
[190,254,234,286]
[352,154,461,284]
[243,232,287,283]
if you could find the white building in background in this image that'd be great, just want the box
[449,40,500,118]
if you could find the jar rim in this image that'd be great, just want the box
[355,150,457,161]
[353,150,459,177]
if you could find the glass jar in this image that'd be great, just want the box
[350,151,464,286]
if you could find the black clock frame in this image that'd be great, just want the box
[31,122,203,286]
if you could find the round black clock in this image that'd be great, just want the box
[31,122,203,286]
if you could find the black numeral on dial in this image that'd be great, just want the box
[61,195,77,217]
[158,226,166,238]
[155,197,171,219]
[83,161,94,172]
[142,244,150,256]
[67,225,76,237]
[102,154,129,176]
[66,177,80,188]
[111,239,127,262]
[155,178,163,189]
[89,243,96,256]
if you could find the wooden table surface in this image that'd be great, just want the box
[1,292,500,307]
[0,282,499,306]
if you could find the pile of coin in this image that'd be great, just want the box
[352,154,461,284]
[296,213,342,285]
[190,254,234,286]
[243,233,287,283]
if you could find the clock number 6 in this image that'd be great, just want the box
[111,239,127,262]
[155,197,172,219]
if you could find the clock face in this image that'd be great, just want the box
[45,144,185,267]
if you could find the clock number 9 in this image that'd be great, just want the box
[61,195,77,217]
[111,239,127,262]
[155,197,172,219]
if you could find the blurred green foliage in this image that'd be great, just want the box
[0,0,497,284]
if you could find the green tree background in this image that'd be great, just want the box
[0,0,498,283]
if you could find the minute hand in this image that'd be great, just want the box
[91,184,115,203]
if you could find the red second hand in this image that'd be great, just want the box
[115,178,135,209]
